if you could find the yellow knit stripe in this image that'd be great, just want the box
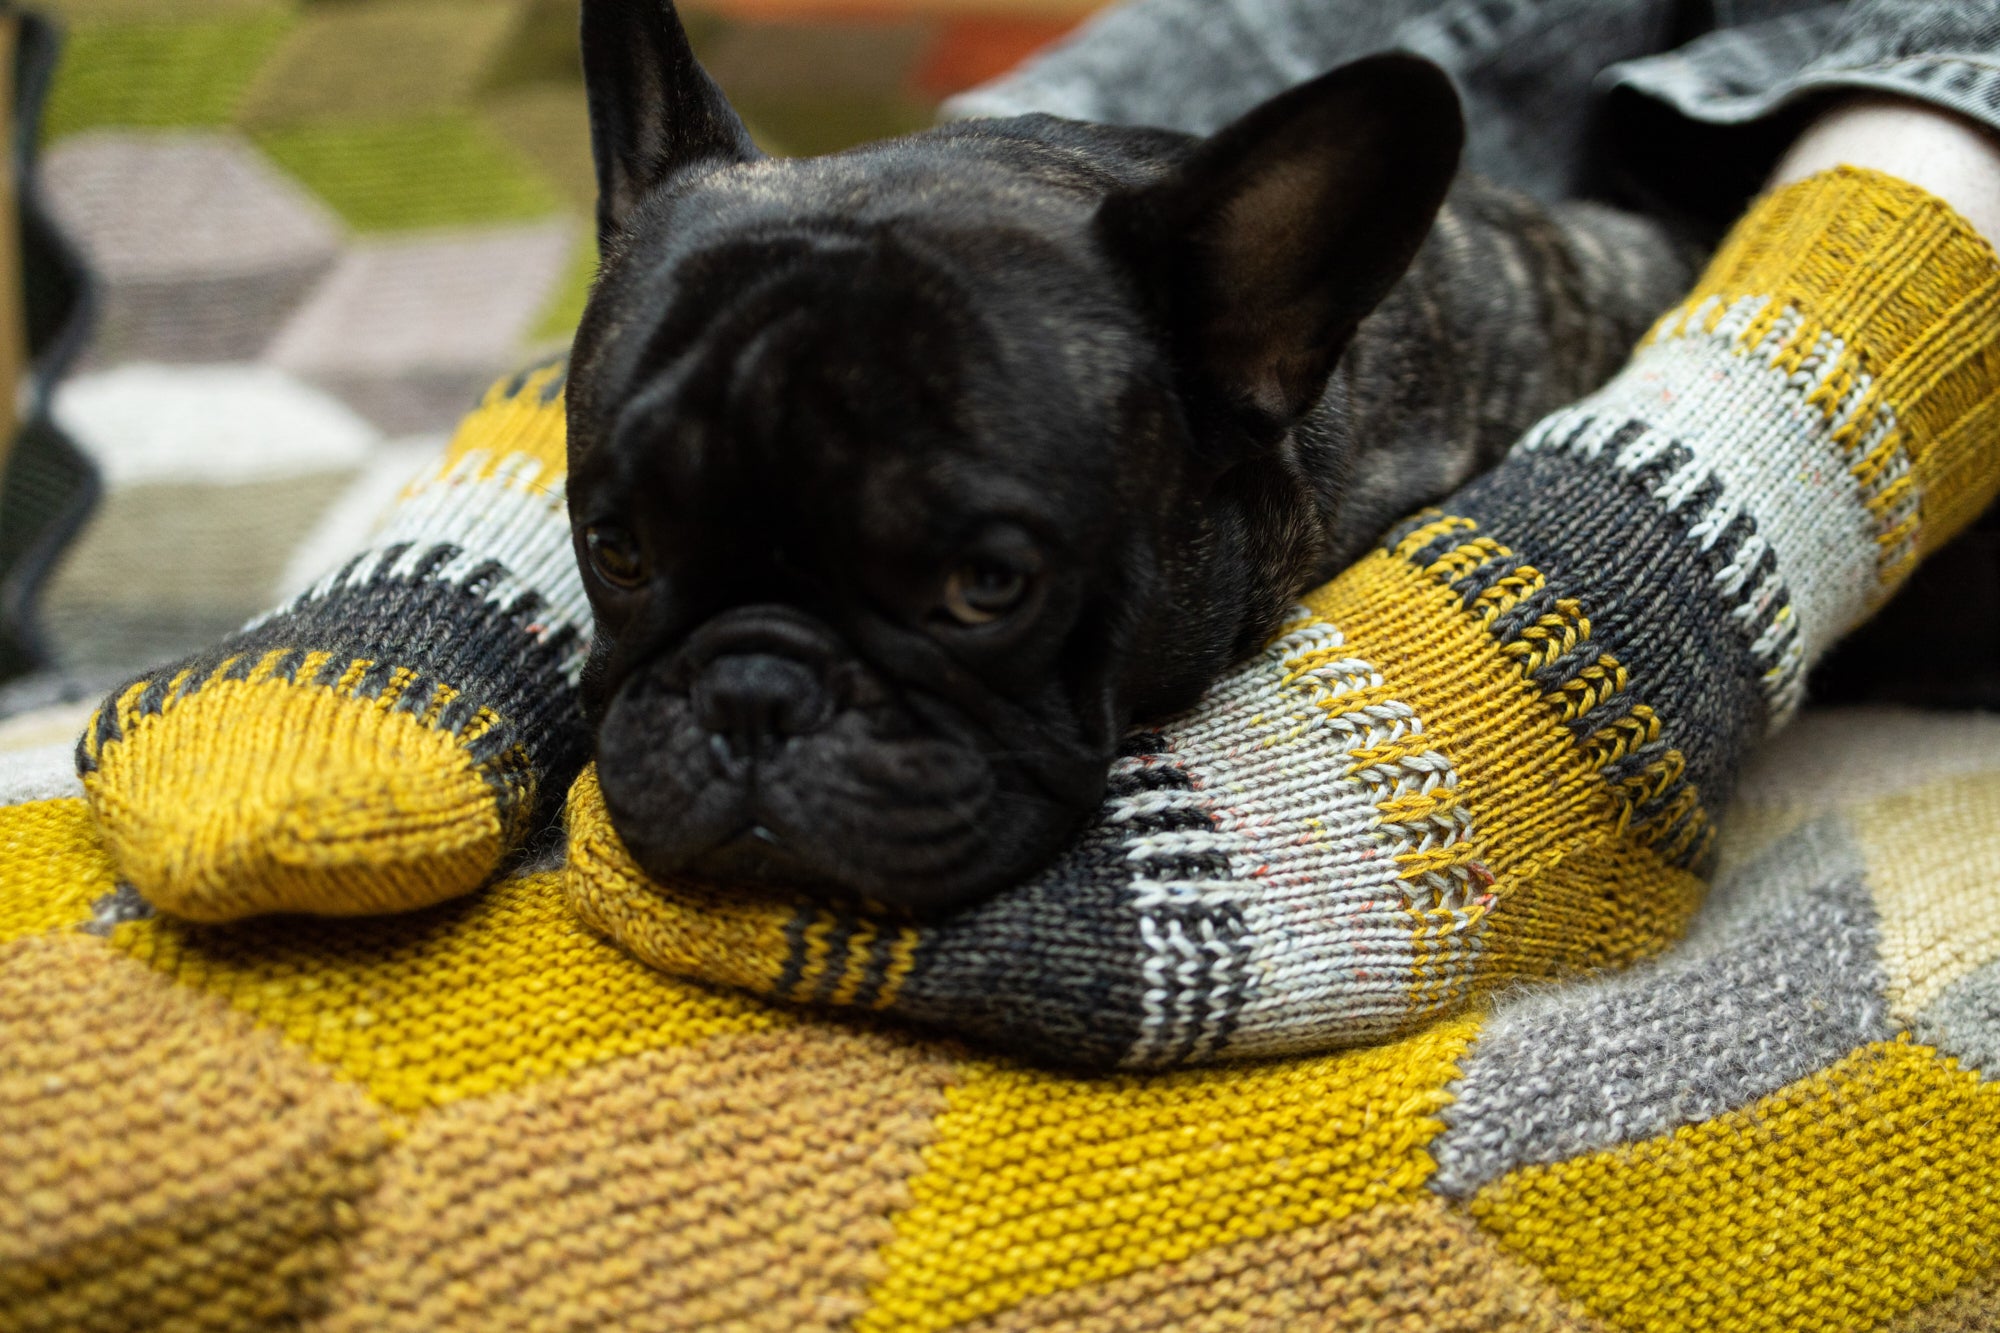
[1669,166,2000,570]
[1310,546,1703,993]
[857,1015,1478,1333]
[794,911,841,994]
[1470,1038,2000,1332]
[0,798,116,943]
[1391,518,1712,862]
[1890,274,2000,552]
[429,361,568,489]
[876,925,923,1010]
[1474,826,1706,982]
[106,865,781,1113]
[563,766,927,1010]
[1389,526,1698,860]
[825,917,881,1006]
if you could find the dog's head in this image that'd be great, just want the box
[567,0,1461,909]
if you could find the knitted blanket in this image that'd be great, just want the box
[3,702,1998,1331]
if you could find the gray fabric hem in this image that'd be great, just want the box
[1611,52,2000,137]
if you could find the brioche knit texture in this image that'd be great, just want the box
[6,707,2000,1330]
[567,167,2000,1067]
[76,363,590,921]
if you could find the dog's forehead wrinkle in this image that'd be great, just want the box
[580,371,682,508]
[691,146,1105,237]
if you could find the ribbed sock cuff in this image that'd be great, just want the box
[1668,165,2000,581]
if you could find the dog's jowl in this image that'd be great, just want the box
[565,0,1697,908]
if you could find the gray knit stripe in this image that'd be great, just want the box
[888,842,1152,1070]
[1914,960,2000,1082]
[1428,814,1893,1198]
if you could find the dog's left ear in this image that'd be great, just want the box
[582,0,761,244]
[1100,54,1463,431]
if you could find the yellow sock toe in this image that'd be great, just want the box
[83,656,534,922]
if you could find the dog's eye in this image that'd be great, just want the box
[585,523,648,589]
[942,561,1028,625]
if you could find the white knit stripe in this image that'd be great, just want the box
[1119,612,1481,1066]
[380,450,568,549]
[255,447,591,685]
[1131,904,1231,1065]
[408,446,568,503]
[1521,296,1894,724]
[1678,293,1919,597]
[1113,757,1249,1068]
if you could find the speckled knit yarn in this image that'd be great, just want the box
[5,706,2000,1330]
[568,166,2000,1068]
[77,362,590,921]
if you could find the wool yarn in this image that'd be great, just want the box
[5,707,2000,1331]
[76,362,590,920]
[568,166,2000,1068]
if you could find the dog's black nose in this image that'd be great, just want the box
[692,653,829,770]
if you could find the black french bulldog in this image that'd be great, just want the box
[566,0,1695,909]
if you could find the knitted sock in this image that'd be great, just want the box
[80,362,591,921]
[567,167,2000,1068]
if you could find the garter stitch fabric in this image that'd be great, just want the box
[566,166,2000,1069]
[4,707,2000,1331]
[77,362,591,921]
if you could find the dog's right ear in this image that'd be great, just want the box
[582,0,760,243]
[1098,55,1462,438]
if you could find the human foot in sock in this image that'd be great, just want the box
[81,362,592,921]
[567,166,2000,1067]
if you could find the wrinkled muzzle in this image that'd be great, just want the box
[593,604,1062,909]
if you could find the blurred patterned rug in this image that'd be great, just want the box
[13,0,1097,701]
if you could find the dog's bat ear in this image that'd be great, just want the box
[1099,54,1462,433]
[581,0,761,244]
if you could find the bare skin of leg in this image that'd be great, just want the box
[1773,96,2000,244]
